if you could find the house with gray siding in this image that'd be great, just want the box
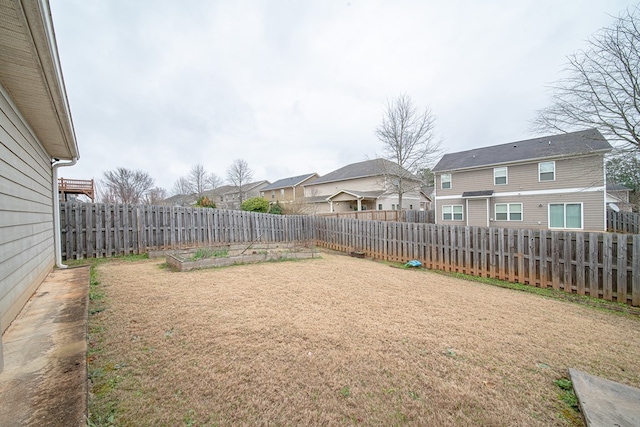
[303,159,430,213]
[432,129,612,230]
[0,0,78,369]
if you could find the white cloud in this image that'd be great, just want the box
[50,0,634,191]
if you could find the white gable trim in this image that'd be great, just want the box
[436,186,605,201]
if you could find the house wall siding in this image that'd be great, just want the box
[304,176,384,197]
[436,155,605,196]
[437,192,605,230]
[0,84,54,333]
[435,154,606,230]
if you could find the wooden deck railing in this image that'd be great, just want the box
[58,178,94,202]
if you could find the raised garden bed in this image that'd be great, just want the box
[166,242,319,271]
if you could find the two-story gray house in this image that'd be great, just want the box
[432,129,612,230]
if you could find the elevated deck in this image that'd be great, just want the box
[58,178,94,202]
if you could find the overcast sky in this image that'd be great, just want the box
[50,0,634,192]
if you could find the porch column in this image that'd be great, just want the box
[357,198,362,211]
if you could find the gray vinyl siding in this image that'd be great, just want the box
[437,155,604,194]
[490,192,604,230]
[467,199,488,227]
[436,192,605,230]
[0,84,54,333]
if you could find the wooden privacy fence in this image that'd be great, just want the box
[61,203,640,306]
[607,209,640,234]
[316,210,404,222]
[313,217,640,306]
[316,209,435,223]
[60,203,314,259]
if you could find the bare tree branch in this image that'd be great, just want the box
[226,159,254,205]
[171,176,192,196]
[533,5,640,152]
[101,167,155,204]
[375,93,442,209]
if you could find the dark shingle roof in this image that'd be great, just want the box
[462,190,494,198]
[607,183,631,192]
[309,158,414,185]
[432,129,612,172]
[261,173,317,191]
[329,189,385,199]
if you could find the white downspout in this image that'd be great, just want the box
[52,157,78,268]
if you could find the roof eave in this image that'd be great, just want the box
[433,149,612,173]
[1,0,78,160]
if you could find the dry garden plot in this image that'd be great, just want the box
[89,252,640,426]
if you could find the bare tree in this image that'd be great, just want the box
[226,159,254,204]
[172,165,223,196]
[144,187,168,205]
[101,167,155,204]
[188,164,209,196]
[375,94,441,209]
[171,176,192,196]
[606,149,640,209]
[207,173,223,191]
[533,6,640,152]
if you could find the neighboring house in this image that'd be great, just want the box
[0,0,79,368]
[161,193,198,207]
[303,159,430,214]
[431,129,612,230]
[606,183,633,212]
[260,173,318,206]
[209,181,270,210]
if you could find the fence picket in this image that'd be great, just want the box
[58,203,640,306]
[617,234,627,304]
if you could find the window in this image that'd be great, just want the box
[539,161,555,181]
[271,190,275,199]
[494,167,507,185]
[495,203,522,221]
[391,204,395,210]
[280,189,285,197]
[441,173,452,189]
[378,204,383,210]
[549,203,582,229]
[260,191,264,197]
[442,205,463,221]
[409,204,413,210]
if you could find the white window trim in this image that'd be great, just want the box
[494,167,508,185]
[548,202,584,230]
[442,204,464,221]
[441,173,452,189]
[538,161,556,182]
[494,203,523,221]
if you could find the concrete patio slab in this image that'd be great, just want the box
[570,368,640,427]
[0,266,89,426]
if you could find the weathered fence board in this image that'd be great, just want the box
[607,209,640,234]
[60,203,640,306]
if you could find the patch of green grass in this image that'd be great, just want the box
[554,378,581,425]
[191,248,229,260]
[65,252,149,268]
[86,258,140,426]
[339,385,351,398]
[386,260,640,318]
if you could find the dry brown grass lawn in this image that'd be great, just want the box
[89,252,640,426]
